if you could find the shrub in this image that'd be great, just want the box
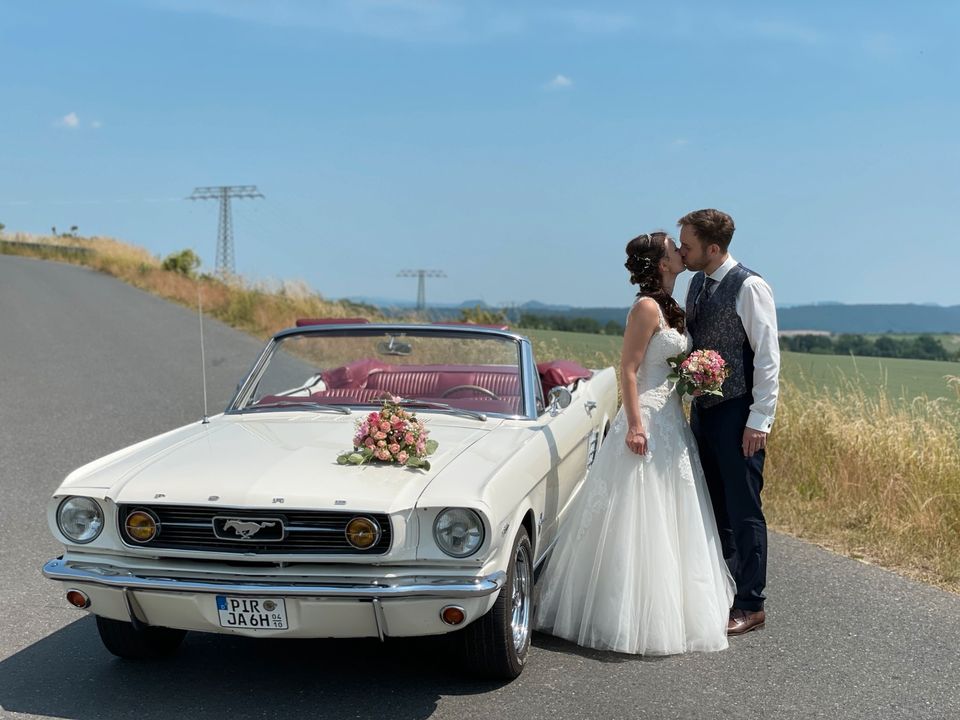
[161,249,201,277]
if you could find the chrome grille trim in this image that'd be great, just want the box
[117,504,392,555]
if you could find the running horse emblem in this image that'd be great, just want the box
[222,520,277,539]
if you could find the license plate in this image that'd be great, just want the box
[216,595,288,630]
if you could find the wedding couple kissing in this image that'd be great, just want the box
[536,208,780,655]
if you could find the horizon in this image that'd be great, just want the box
[2,1,958,308]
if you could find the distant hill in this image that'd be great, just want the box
[353,294,960,334]
[776,304,960,333]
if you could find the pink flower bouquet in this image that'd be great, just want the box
[666,349,729,397]
[337,398,439,470]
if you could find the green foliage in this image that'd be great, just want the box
[161,249,201,277]
[518,312,616,335]
[460,305,507,325]
[780,333,954,362]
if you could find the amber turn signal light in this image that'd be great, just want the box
[66,589,90,609]
[441,605,465,625]
[125,509,159,543]
[344,516,381,549]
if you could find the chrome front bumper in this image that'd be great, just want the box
[42,557,505,599]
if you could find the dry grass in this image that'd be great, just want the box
[766,378,960,592]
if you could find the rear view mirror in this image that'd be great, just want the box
[377,336,412,356]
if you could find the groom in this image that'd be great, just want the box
[678,209,780,636]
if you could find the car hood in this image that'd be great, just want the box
[67,414,497,514]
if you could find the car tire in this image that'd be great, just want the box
[95,616,186,660]
[461,526,534,680]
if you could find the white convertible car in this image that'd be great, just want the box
[43,321,618,678]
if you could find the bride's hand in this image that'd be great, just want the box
[626,426,648,455]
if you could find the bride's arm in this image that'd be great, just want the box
[620,298,659,456]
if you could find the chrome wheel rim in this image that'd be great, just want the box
[510,541,532,653]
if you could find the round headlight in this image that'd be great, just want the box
[345,516,381,549]
[124,509,159,543]
[433,508,485,558]
[57,497,104,544]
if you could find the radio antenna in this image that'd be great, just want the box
[198,286,210,424]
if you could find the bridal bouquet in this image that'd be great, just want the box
[667,349,729,397]
[337,397,439,470]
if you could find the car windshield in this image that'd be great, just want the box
[234,328,524,417]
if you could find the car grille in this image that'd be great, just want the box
[117,504,392,555]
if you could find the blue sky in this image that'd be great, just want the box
[2,1,958,308]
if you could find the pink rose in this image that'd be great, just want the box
[404,432,415,445]
[379,421,391,432]
[377,439,387,448]
[388,443,401,454]
[374,431,387,441]
[397,451,409,464]
[364,437,375,448]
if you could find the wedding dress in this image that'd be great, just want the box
[535,298,734,655]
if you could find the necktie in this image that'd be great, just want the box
[704,277,718,299]
[697,277,717,307]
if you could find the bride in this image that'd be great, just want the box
[535,231,734,655]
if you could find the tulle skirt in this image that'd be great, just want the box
[535,396,734,655]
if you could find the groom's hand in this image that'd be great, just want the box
[742,428,767,457]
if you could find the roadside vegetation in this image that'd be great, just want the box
[4,233,959,592]
[0,233,384,337]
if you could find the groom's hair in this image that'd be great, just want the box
[677,209,735,251]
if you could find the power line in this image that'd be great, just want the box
[187,185,264,276]
[397,269,446,311]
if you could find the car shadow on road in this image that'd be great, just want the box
[0,617,507,719]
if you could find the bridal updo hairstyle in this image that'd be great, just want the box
[624,231,685,334]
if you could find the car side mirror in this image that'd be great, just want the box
[547,387,572,415]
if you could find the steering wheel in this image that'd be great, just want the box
[440,384,501,400]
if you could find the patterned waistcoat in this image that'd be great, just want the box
[685,263,759,408]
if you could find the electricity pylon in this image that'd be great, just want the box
[188,185,264,277]
[397,269,446,311]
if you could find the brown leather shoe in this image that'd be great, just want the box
[727,608,765,636]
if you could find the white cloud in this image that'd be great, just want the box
[545,74,573,90]
[91,120,103,129]
[57,112,80,128]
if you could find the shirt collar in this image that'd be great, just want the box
[706,255,738,284]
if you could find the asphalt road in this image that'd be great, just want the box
[1,254,958,720]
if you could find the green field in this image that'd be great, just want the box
[519,327,960,401]
[782,352,959,400]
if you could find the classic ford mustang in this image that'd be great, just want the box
[43,321,618,678]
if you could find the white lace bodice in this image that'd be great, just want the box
[634,299,691,407]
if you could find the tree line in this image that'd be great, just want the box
[517,313,624,335]
[779,334,958,362]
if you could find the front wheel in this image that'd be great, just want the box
[96,616,186,660]
[461,527,534,679]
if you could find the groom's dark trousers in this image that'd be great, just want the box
[690,395,767,612]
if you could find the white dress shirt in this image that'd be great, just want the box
[685,255,780,432]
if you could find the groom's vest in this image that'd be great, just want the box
[685,263,759,409]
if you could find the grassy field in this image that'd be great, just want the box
[782,352,959,401]
[521,327,960,401]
